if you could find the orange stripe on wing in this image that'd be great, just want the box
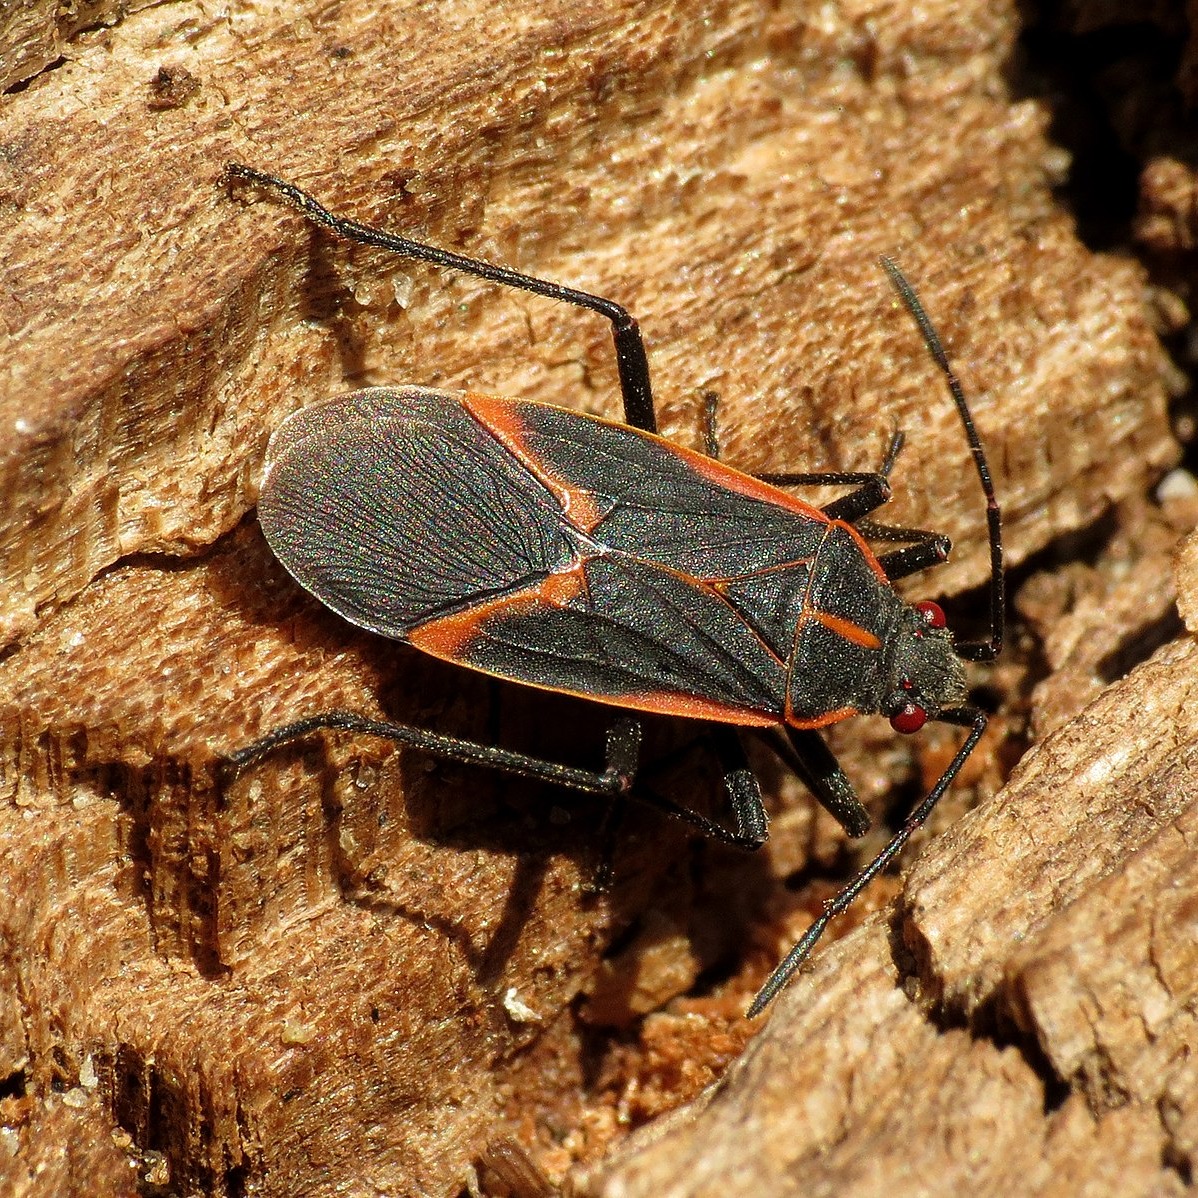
[785,706,859,730]
[814,611,883,650]
[407,561,781,726]
[780,607,870,728]
[463,392,606,533]
[612,690,779,726]
[682,450,829,521]
[464,391,839,531]
[409,591,522,661]
[409,564,588,660]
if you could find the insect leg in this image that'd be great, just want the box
[700,390,724,458]
[220,712,764,850]
[855,520,952,580]
[706,727,770,846]
[702,392,901,524]
[220,710,643,798]
[758,430,905,523]
[607,718,768,848]
[224,164,658,434]
[624,786,768,850]
[623,730,769,848]
[588,795,629,894]
[761,727,872,838]
[748,706,987,1016]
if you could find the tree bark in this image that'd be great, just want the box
[0,0,1187,1195]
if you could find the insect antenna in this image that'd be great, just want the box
[879,257,1004,661]
[749,261,1004,1016]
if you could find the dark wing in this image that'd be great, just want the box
[259,387,576,636]
[461,392,831,576]
[408,552,789,724]
[259,387,850,723]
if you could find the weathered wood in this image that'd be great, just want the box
[0,0,1173,648]
[0,1084,142,1196]
[0,0,1186,1194]
[580,593,1198,1196]
[578,925,1186,1198]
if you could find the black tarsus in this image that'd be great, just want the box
[707,388,903,525]
[706,726,770,845]
[874,536,952,581]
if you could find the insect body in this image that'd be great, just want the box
[223,164,1004,1016]
[261,389,965,737]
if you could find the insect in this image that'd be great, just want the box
[222,163,1004,1016]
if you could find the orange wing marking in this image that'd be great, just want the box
[785,705,859,730]
[813,611,882,650]
[683,450,828,521]
[410,564,589,660]
[463,392,606,533]
[611,690,778,727]
[408,560,781,726]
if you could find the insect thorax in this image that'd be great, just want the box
[786,530,966,723]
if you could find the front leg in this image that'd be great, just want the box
[760,726,872,839]
[701,391,904,522]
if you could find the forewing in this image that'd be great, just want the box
[409,551,789,723]
[462,395,829,577]
[259,387,575,637]
[260,388,804,722]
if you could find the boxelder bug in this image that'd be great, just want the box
[222,163,1004,1016]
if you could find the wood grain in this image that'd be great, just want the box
[0,0,1186,1194]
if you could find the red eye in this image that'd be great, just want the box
[889,701,928,735]
[914,600,946,630]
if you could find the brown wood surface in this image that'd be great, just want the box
[0,0,1189,1195]
[581,536,1198,1197]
